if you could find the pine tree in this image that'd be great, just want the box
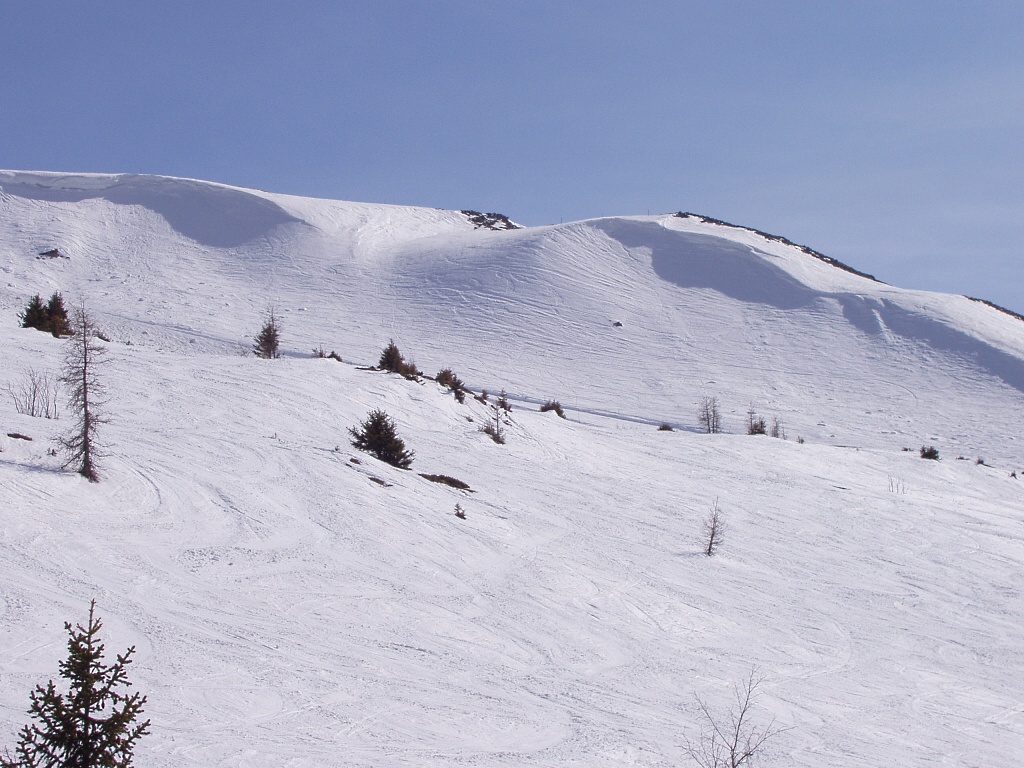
[0,601,150,768]
[349,409,415,468]
[59,304,108,482]
[44,291,70,337]
[252,308,281,359]
[378,339,404,373]
[19,294,46,330]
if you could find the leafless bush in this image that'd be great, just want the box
[480,403,506,444]
[702,499,725,557]
[698,395,722,433]
[658,423,674,431]
[887,475,907,494]
[769,416,785,440]
[497,389,512,412]
[686,670,785,768]
[746,408,766,436]
[7,368,59,419]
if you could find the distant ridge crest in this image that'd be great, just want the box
[674,211,880,283]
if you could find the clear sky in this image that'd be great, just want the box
[3,2,1023,310]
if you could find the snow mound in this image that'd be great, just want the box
[0,171,303,248]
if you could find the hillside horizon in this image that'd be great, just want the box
[1,170,1022,767]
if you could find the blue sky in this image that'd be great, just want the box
[3,2,1023,310]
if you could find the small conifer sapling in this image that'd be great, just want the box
[253,308,281,359]
[349,409,415,468]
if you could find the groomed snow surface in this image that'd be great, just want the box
[1,172,1022,767]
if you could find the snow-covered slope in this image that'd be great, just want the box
[1,172,1022,767]
[3,171,1023,463]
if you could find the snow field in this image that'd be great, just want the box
[1,339,1022,767]
[1,172,1022,766]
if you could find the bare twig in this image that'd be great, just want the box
[703,499,725,557]
[6,368,59,419]
[686,671,786,768]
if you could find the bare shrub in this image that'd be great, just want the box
[480,403,506,444]
[698,395,722,434]
[540,400,566,418]
[497,390,512,412]
[769,416,785,440]
[702,499,725,557]
[312,345,328,358]
[746,408,766,436]
[686,671,785,768]
[658,423,674,431]
[920,446,939,460]
[7,368,59,419]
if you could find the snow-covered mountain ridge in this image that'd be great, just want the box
[1,171,1022,767]
[3,170,1023,463]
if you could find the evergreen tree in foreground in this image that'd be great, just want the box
[1,601,150,768]
[350,409,415,468]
